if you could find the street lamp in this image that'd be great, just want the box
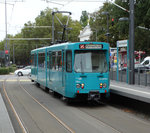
[102,11,109,43]
[119,17,129,21]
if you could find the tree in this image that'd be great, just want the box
[89,0,150,55]
[0,7,82,65]
[80,11,89,28]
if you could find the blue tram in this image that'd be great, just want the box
[31,42,110,101]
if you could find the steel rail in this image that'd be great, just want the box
[77,106,122,133]
[18,78,75,133]
[2,80,28,133]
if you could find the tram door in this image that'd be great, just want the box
[62,50,65,87]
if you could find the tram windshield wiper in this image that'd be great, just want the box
[81,55,84,74]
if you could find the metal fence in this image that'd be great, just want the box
[110,69,150,86]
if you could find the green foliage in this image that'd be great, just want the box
[9,66,17,73]
[0,67,9,75]
[0,65,16,75]
[11,64,17,67]
[0,40,5,51]
[90,0,150,55]
[0,7,82,65]
[1,1,150,66]
[80,11,89,27]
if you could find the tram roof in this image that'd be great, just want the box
[31,42,109,53]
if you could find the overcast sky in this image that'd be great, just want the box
[0,0,106,41]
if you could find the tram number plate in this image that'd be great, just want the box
[85,44,103,49]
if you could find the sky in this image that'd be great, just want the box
[0,0,107,41]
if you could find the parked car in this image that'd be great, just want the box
[16,65,25,69]
[140,56,150,69]
[14,66,31,76]
[119,64,149,73]
[134,64,149,73]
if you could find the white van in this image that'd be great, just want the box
[141,56,150,68]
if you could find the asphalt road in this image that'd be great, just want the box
[1,75,150,133]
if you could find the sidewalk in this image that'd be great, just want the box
[0,93,15,133]
[110,80,150,103]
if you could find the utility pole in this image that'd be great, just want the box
[4,0,24,66]
[5,0,8,66]
[13,44,15,64]
[129,0,135,84]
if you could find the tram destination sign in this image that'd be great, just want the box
[79,44,103,49]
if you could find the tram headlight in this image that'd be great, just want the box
[81,83,84,89]
[76,84,81,88]
[100,83,103,88]
[103,83,107,88]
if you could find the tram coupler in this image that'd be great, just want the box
[88,91,100,102]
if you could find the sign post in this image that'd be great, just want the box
[116,40,129,83]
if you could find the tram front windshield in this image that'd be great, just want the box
[74,50,108,73]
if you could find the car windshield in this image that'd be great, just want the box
[74,50,108,73]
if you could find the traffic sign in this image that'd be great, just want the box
[117,40,128,47]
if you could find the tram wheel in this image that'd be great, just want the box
[45,87,49,93]
[66,97,73,104]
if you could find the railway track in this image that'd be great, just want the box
[2,77,74,133]
[1,76,150,133]
[18,78,123,133]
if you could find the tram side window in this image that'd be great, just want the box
[66,51,72,72]
[38,53,45,68]
[57,51,62,71]
[31,54,37,67]
[50,52,56,70]
[31,54,34,66]
[47,53,50,69]
[50,52,62,71]
[35,54,37,67]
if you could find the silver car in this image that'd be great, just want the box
[14,66,31,76]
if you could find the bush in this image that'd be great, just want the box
[8,64,17,73]
[9,66,16,73]
[0,67,9,75]
[11,64,17,67]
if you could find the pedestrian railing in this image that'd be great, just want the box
[110,68,150,86]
